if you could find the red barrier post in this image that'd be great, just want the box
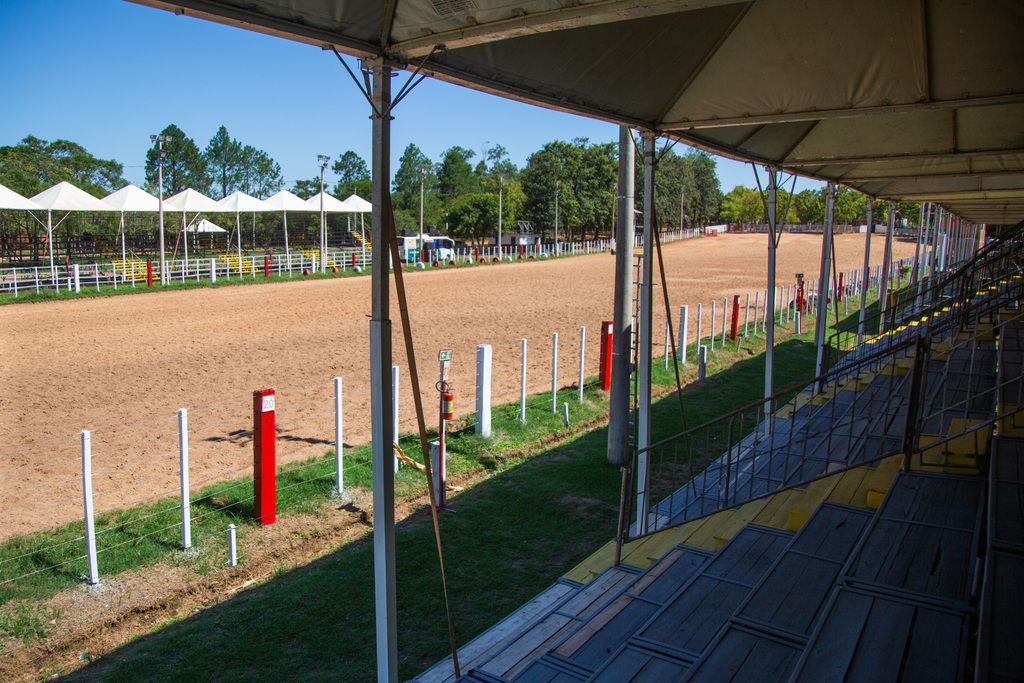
[837,272,844,302]
[474,247,479,262]
[730,295,740,341]
[253,389,276,526]
[146,261,153,287]
[264,255,270,277]
[351,251,356,269]
[599,321,613,391]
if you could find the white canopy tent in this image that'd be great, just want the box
[189,218,227,233]
[30,181,117,281]
[342,193,372,264]
[307,191,356,272]
[217,191,275,274]
[102,184,164,267]
[165,187,233,265]
[264,189,315,257]
[0,183,43,211]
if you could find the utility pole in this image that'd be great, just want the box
[318,155,330,273]
[498,174,504,258]
[150,134,172,285]
[418,163,429,236]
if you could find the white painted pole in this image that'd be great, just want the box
[721,297,727,346]
[81,430,99,585]
[663,319,670,370]
[520,338,527,423]
[698,345,708,380]
[476,344,492,437]
[73,264,80,293]
[579,326,586,400]
[392,365,399,473]
[228,524,237,566]
[563,402,569,427]
[697,302,703,350]
[210,258,216,284]
[744,292,750,337]
[753,290,760,335]
[12,268,17,298]
[178,408,191,550]
[678,305,689,364]
[551,332,559,413]
[334,377,343,493]
[710,299,716,351]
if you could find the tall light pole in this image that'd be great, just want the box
[497,174,504,258]
[150,134,172,285]
[318,154,330,273]
[418,163,429,236]
[554,179,561,256]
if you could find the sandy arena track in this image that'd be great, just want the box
[0,233,917,537]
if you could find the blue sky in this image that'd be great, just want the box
[1,0,822,196]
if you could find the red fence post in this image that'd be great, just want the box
[264,255,270,277]
[730,295,740,341]
[599,321,613,391]
[837,272,844,302]
[146,261,153,287]
[351,251,356,269]
[253,389,276,526]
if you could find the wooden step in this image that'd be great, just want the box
[864,455,903,508]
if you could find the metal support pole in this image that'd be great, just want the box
[334,377,343,493]
[520,338,527,423]
[550,333,559,414]
[579,326,586,401]
[607,125,635,466]
[815,182,835,378]
[82,430,99,585]
[366,57,397,683]
[879,203,895,321]
[678,305,689,363]
[635,131,655,535]
[765,169,778,402]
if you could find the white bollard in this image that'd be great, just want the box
[81,430,99,585]
[392,365,399,472]
[430,441,445,509]
[12,268,17,298]
[73,264,81,293]
[710,299,716,352]
[744,293,750,337]
[563,402,569,427]
[476,344,492,437]
[698,345,708,380]
[664,319,670,369]
[551,332,559,413]
[721,297,727,346]
[334,377,343,493]
[796,310,802,335]
[210,258,217,284]
[520,338,527,424]
[696,303,703,350]
[228,524,237,566]
[678,305,689,364]
[579,327,586,401]
[753,290,760,335]
[178,408,191,550]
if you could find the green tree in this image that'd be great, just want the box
[331,151,370,199]
[291,177,321,200]
[446,193,502,245]
[392,144,442,231]
[792,188,824,223]
[204,126,243,199]
[238,145,283,199]
[144,124,208,196]
[720,186,764,223]
[0,135,125,198]
[688,151,722,226]
[436,146,478,204]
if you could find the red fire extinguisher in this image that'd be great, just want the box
[441,388,454,420]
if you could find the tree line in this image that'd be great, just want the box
[720,185,921,227]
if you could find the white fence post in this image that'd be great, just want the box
[697,303,703,350]
[520,338,527,423]
[744,292,750,336]
[753,290,760,335]
[551,332,559,413]
[228,524,237,566]
[81,430,99,585]
[73,264,81,293]
[334,377,343,493]
[392,366,399,472]
[178,408,191,550]
[721,297,727,346]
[210,258,217,284]
[663,319,670,370]
[476,344,492,437]
[11,268,17,298]
[710,299,716,351]
[678,305,689,364]
[578,326,586,401]
[698,346,708,380]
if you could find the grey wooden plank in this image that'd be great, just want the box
[510,658,585,683]
[979,550,1024,681]
[789,503,873,560]
[557,597,658,671]
[637,575,752,657]
[738,554,842,638]
[588,643,690,683]
[684,625,802,683]
[702,526,793,585]
[878,473,984,530]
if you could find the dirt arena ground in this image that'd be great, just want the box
[0,233,917,537]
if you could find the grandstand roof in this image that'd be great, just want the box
[130,0,1024,225]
